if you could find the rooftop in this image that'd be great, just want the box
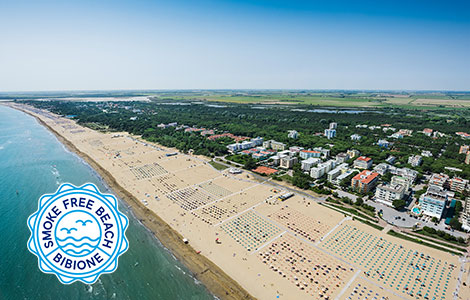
[353,170,379,184]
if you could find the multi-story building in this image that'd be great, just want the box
[287,130,299,139]
[429,173,450,190]
[385,156,396,165]
[459,145,469,154]
[310,165,327,179]
[227,137,263,152]
[301,157,321,171]
[263,140,286,151]
[327,168,342,182]
[299,150,321,159]
[353,156,373,169]
[408,155,422,167]
[391,175,411,191]
[251,137,264,146]
[271,155,281,166]
[324,129,336,139]
[462,198,470,231]
[373,163,390,175]
[347,149,360,158]
[375,184,405,206]
[289,146,304,153]
[351,170,379,193]
[421,150,433,158]
[377,139,390,148]
[420,187,448,219]
[313,147,331,158]
[280,156,298,169]
[449,177,468,193]
[334,170,355,184]
[350,134,361,141]
[329,122,337,129]
[335,152,350,164]
[423,128,433,136]
[327,163,349,182]
[310,160,336,179]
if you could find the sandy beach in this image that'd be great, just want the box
[8,102,468,300]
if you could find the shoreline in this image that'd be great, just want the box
[10,104,254,300]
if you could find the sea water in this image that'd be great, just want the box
[0,105,214,300]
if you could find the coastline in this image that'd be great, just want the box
[10,104,254,300]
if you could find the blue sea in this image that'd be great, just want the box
[0,105,214,300]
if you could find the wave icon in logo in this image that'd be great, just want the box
[27,183,129,284]
[56,211,101,256]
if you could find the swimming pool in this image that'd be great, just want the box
[412,207,421,215]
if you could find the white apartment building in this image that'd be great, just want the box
[462,198,470,231]
[350,134,361,141]
[420,187,448,219]
[327,163,349,182]
[391,175,411,191]
[287,130,299,139]
[324,129,336,139]
[301,157,321,171]
[263,140,286,151]
[375,184,405,206]
[408,155,423,167]
[280,156,298,169]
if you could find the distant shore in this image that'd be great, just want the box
[9,103,254,300]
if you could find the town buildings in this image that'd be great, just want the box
[421,150,433,158]
[449,177,468,193]
[350,134,361,141]
[289,146,304,153]
[463,198,470,231]
[313,147,331,158]
[375,183,405,206]
[377,139,390,148]
[227,137,264,152]
[335,152,350,164]
[408,155,423,167]
[329,122,337,129]
[351,170,379,193]
[262,140,286,151]
[391,175,411,191]
[428,173,450,190]
[324,129,336,139]
[353,156,373,169]
[466,152,470,165]
[301,157,321,171]
[327,163,349,182]
[347,149,360,158]
[420,186,448,219]
[456,132,470,139]
[287,130,299,139]
[423,128,433,136]
[459,145,469,154]
[299,150,321,159]
[280,156,298,169]
[310,160,336,179]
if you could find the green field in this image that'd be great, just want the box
[150,91,470,109]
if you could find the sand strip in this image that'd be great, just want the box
[11,105,255,300]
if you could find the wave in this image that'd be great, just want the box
[60,242,98,249]
[56,236,99,243]
[63,248,94,255]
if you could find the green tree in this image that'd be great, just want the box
[243,157,257,170]
[449,217,462,231]
[392,199,406,210]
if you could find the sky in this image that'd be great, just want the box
[0,0,469,91]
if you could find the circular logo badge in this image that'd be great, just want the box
[27,183,129,284]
